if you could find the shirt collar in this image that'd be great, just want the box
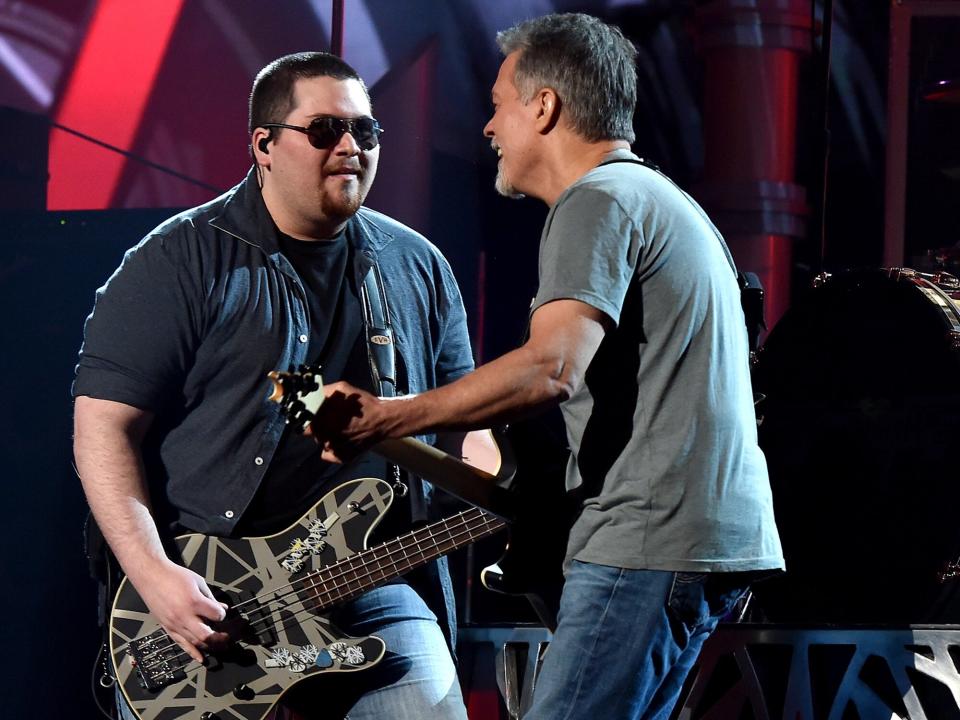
[208,166,390,257]
[599,147,641,165]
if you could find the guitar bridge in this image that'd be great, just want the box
[127,631,187,692]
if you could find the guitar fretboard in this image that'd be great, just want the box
[298,508,506,608]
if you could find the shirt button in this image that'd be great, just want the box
[224,510,235,519]
[299,334,308,343]
[254,456,264,465]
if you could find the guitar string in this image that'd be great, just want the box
[135,507,496,662]
[135,500,496,658]
[133,511,506,674]
[240,506,494,614]
[245,510,507,633]
[135,513,505,677]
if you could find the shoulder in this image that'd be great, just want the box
[125,190,236,267]
[564,161,662,206]
[356,207,452,269]
[356,207,429,247]
[546,174,642,242]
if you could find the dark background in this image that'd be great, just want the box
[1,1,956,717]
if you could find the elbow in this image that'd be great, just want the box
[545,360,580,404]
[522,342,587,406]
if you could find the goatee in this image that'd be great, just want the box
[494,166,524,199]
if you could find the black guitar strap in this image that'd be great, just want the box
[358,260,429,522]
[598,157,738,277]
[598,157,766,352]
[359,261,397,398]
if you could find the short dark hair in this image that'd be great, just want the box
[248,52,370,133]
[496,13,637,143]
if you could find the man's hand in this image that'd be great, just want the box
[307,299,609,461]
[308,381,399,463]
[130,559,230,663]
[312,300,611,450]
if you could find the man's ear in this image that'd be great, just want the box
[534,88,561,134]
[251,127,273,168]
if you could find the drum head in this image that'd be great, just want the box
[751,269,960,623]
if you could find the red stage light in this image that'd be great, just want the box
[48,0,186,210]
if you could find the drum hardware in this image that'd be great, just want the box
[751,267,960,623]
[932,271,960,290]
[930,246,960,276]
[938,561,960,583]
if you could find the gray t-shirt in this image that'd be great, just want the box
[534,149,784,572]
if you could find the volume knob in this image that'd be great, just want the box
[233,683,255,700]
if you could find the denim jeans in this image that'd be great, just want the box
[119,584,465,720]
[524,560,749,720]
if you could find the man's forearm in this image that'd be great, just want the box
[74,397,167,585]
[382,299,611,437]
[74,396,229,662]
[316,299,609,460]
[385,343,574,437]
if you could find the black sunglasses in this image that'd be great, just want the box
[261,116,384,151]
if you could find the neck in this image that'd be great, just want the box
[261,182,346,241]
[534,137,631,207]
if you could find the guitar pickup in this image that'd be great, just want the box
[212,588,276,648]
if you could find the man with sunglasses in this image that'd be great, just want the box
[73,52,480,719]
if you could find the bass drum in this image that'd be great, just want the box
[751,268,960,623]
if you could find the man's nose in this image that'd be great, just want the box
[334,131,361,155]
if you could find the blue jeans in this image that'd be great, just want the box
[119,584,465,720]
[319,583,467,720]
[524,560,749,720]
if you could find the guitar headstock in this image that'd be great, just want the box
[267,366,325,434]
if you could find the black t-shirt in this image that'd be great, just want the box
[237,231,390,535]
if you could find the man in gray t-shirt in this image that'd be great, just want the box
[317,13,783,720]
[539,150,783,576]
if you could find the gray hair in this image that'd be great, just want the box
[496,13,637,143]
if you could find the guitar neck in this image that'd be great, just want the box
[374,436,516,520]
[268,368,517,518]
[309,507,506,610]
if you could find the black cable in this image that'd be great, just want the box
[90,638,116,720]
[84,496,118,720]
[49,120,226,195]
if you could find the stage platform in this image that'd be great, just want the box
[458,624,960,719]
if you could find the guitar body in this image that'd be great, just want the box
[482,517,567,631]
[480,418,573,631]
[268,368,570,631]
[111,478,393,720]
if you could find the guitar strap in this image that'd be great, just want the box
[597,157,766,352]
[359,261,429,523]
[359,260,398,398]
[598,157,738,277]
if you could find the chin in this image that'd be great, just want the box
[323,190,364,220]
[495,171,525,200]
